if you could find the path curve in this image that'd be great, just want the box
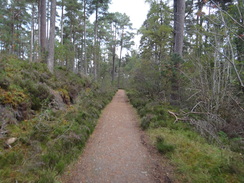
[61,90,169,183]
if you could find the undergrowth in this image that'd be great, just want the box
[127,89,244,183]
[0,55,116,182]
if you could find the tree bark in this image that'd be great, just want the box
[40,0,47,62]
[171,0,185,105]
[112,25,116,84]
[47,0,56,73]
[93,4,98,79]
[60,0,64,45]
[118,29,124,89]
[46,0,50,42]
[173,0,185,56]
[30,3,35,62]
[83,0,87,75]
[38,0,41,53]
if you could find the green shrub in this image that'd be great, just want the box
[55,160,65,174]
[230,138,244,153]
[0,151,23,168]
[37,171,55,183]
[156,136,175,154]
[30,83,54,110]
[0,77,10,89]
[141,114,155,130]
[152,105,167,118]
[42,152,60,169]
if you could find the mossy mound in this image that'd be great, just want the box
[0,55,116,182]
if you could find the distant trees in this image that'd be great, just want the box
[133,1,173,98]
[106,12,134,86]
[89,0,110,79]
[140,1,172,62]
[0,0,135,81]
[0,0,29,56]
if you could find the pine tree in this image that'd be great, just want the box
[47,0,56,73]
[173,0,185,56]
[40,0,47,61]
[89,0,111,79]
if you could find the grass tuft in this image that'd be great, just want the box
[156,136,175,154]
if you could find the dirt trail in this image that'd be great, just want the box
[61,90,170,183]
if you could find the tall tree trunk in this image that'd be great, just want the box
[38,0,41,54]
[112,45,116,84]
[73,44,76,73]
[30,3,35,62]
[173,0,185,56]
[118,29,124,88]
[17,23,21,57]
[83,0,87,75]
[78,45,83,73]
[171,0,185,105]
[40,0,47,62]
[47,0,56,73]
[204,4,211,55]
[235,0,244,62]
[196,0,204,56]
[46,0,50,42]
[93,4,98,79]
[112,25,116,84]
[60,0,64,45]
[10,6,14,54]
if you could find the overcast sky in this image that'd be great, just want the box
[109,0,150,49]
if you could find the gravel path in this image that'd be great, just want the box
[61,90,170,183]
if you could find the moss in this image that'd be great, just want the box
[0,77,10,89]
[58,88,71,105]
[0,87,29,108]
[148,128,244,183]
[23,82,54,110]
[0,151,24,169]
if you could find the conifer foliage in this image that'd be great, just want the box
[0,0,134,81]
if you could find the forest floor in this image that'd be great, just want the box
[60,89,174,183]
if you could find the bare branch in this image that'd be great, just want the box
[210,0,244,28]
[191,101,204,112]
[168,110,188,123]
[230,95,244,113]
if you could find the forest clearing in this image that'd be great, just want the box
[0,0,244,182]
